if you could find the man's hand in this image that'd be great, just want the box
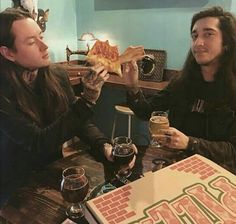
[103,143,138,169]
[153,127,189,150]
[119,46,145,64]
[122,61,140,94]
[81,64,109,104]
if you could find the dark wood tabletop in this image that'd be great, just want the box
[0,146,187,224]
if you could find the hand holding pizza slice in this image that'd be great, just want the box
[119,46,145,64]
[87,40,144,77]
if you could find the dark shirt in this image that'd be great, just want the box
[0,66,109,206]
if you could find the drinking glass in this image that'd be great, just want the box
[149,111,169,147]
[61,166,89,219]
[112,136,135,178]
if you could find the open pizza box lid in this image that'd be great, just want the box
[85,154,236,223]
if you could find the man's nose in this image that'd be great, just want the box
[38,39,48,50]
[194,36,204,46]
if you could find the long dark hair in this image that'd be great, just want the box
[178,7,236,106]
[0,8,69,125]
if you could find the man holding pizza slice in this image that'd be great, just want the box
[0,7,144,207]
[122,6,236,174]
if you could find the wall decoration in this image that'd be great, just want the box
[12,0,49,32]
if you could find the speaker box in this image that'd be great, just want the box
[138,49,167,82]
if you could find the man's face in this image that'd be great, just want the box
[10,18,50,70]
[191,17,223,67]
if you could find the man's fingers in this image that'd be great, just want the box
[131,144,138,154]
[120,46,145,64]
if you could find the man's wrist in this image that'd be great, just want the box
[103,143,113,162]
[187,137,198,153]
[80,94,96,107]
[126,81,139,94]
[127,84,140,94]
[127,87,141,103]
[72,98,94,117]
[127,86,139,95]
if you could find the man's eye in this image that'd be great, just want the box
[28,41,36,45]
[191,33,198,40]
[205,32,214,37]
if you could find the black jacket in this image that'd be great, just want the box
[0,66,109,206]
[127,74,236,174]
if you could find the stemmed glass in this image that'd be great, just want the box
[112,136,135,178]
[61,166,89,220]
[149,111,169,147]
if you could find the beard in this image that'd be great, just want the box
[198,60,212,66]
[195,55,221,68]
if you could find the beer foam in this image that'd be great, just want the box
[150,115,168,124]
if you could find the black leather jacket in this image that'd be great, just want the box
[127,75,236,174]
[0,66,109,206]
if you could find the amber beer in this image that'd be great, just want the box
[149,111,169,146]
[149,115,169,135]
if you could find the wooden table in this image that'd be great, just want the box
[0,146,186,224]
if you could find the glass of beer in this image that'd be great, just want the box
[112,136,135,178]
[61,166,89,219]
[149,111,169,147]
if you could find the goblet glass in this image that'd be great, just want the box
[61,166,89,220]
[112,136,135,178]
[149,111,169,147]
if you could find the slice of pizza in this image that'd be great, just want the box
[86,40,122,77]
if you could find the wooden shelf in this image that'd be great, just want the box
[106,74,169,91]
[55,60,179,91]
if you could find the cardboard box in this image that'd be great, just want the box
[85,154,236,223]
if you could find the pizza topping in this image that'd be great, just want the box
[87,40,122,77]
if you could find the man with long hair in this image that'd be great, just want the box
[0,8,138,207]
[123,6,236,174]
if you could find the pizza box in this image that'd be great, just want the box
[85,154,236,224]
